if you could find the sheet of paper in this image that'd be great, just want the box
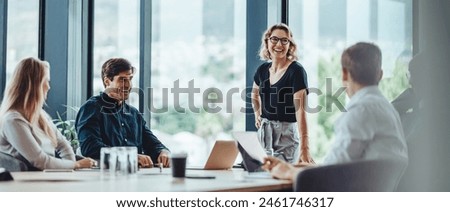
[232,131,267,163]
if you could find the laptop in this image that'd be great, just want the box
[232,131,270,174]
[186,140,239,170]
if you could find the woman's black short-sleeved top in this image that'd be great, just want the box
[253,61,308,122]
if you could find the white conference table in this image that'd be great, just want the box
[0,168,293,192]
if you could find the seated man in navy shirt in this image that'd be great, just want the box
[76,58,170,167]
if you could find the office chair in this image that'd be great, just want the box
[294,159,407,192]
[0,152,28,172]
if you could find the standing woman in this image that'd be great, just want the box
[252,23,314,164]
[0,57,96,170]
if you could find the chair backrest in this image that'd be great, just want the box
[294,159,407,192]
[0,152,28,172]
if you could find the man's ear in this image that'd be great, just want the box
[378,70,383,82]
[104,77,111,87]
[342,67,349,82]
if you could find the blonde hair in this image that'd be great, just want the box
[258,23,298,61]
[0,57,57,146]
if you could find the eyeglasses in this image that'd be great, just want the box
[268,36,290,45]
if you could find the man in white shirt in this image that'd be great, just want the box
[263,42,408,180]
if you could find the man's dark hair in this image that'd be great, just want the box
[341,42,382,85]
[101,58,135,87]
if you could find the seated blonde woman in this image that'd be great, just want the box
[0,57,96,170]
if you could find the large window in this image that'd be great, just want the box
[6,0,39,79]
[93,0,140,108]
[2,0,413,165]
[289,0,413,161]
[151,0,246,165]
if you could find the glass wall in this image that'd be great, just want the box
[289,0,413,161]
[151,0,246,165]
[93,0,140,108]
[6,0,39,79]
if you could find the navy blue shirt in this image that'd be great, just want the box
[254,61,308,122]
[75,92,169,161]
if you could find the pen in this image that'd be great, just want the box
[159,163,163,173]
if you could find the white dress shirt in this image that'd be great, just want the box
[323,86,408,165]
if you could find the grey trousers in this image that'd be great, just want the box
[258,118,299,163]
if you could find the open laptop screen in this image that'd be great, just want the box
[186,140,238,170]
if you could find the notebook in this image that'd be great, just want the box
[186,140,239,170]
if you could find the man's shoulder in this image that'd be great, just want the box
[123,103,141,114]
[349,94,392,114]
[347,93,399,126]
[84,95,101,105]
[79,95,103,110]
[351,88,390,108]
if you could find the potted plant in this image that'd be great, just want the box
[53,106,80,153]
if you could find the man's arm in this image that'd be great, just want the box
[322,106,372,165]
[75,102,107,159]
[262,156,311,181]
[141,119,169,163]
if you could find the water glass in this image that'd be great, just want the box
[100,146,138,179]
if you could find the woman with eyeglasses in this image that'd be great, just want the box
[0,57,97,170]
[251,23,314,164]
